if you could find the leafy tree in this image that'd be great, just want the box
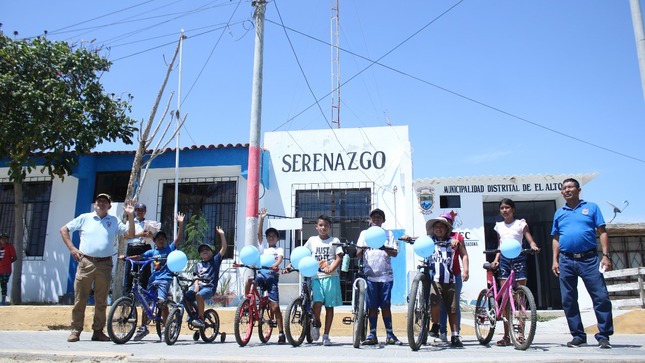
[0,31,136,304]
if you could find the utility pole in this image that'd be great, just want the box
[630,0,645,103]
[245,0,266,248]
[331,0,341,128]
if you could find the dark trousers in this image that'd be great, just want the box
[124,244,152,294]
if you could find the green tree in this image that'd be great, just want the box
[0,31,136,304]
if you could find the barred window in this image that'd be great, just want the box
[157,177,238,259]
[0,178,52,259]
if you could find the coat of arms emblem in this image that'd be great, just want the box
[416,187,434,215]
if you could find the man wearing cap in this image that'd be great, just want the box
[0,232,17,305]
[356,208,401,346]
[60,193,135,342]
[123,203,155,294]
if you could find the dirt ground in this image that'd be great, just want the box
[0,305,643,335]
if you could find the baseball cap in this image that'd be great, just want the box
[369,208,386,221]
[198,244,213,253]
[95,193,112,202]
[153,230,167,240]
[134,203,147,211]
[265,227,279,238]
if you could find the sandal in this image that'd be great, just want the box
[496,337,511,346]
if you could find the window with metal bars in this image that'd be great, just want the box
[0,178,52,259]
[157,177,238,259]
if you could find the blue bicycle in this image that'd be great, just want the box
[107,258,170,344]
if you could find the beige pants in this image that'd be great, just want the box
[71,258,113,332]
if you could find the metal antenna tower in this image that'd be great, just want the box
[331,0,341,128]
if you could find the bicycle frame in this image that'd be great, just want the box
[484,266,518,321]
[128,258,163,322]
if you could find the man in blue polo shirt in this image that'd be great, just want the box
[61,194,135,343]
[551,178,613,349]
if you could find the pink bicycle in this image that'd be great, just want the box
[473,248,538,350]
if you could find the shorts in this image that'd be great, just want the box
[196,286,215,301]
[499,255,527,280]
[149,279,171,303]
[365,280,393,310]
[256,272,280,302]
[430,281,457,314]
[312,275,342,307]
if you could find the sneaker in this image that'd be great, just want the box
[278,332,286,344]
[598,338,612,349]
[450,335,463,348]
[311,320,321,341]
[386,335,403,345]
[567,337,586,348]
[434,332,448,343]
[91,330,111,342]
[322,334,332,346]
[362,334,378,346]
[192,318,205,328]
[429,323,440,338]
[133,326,149,341]
[67,330,80,343]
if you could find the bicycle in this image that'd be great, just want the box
[282,266,315,347]
[163,272,222,345]
[473,248,538,350]
[400,237,453,351]
[107,257,171,344]
[232,263,276,347]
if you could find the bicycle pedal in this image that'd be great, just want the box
[341,316,353,325]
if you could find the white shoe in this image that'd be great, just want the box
[311,321,321,341]
[133,326,149,341]
[434,333,448,343]
[322,334,332,346]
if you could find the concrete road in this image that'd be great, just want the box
[0,330,642,363]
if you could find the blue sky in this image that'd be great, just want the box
[3,0,644,222]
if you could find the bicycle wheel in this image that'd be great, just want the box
[107,296,138,344]
[508,285,537,350]
[284,297,306,347]
[258,302,275,343]
[201,309,220,343]
[164,307,182,345]
[234,298,253,347]
[407,273,429,351]
[353,279,367,349]
[474,289,496,345]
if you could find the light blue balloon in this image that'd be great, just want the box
[240,245,260,265]
[500,238,522,259]
[364,226,386,249]
[413,235,435,258]
[260,253,275,270]
[167,250,188,272]
[290,246,311,269]
[298,256,319,277]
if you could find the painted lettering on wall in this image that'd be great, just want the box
[281,151,386,173]
[442,182,564,194]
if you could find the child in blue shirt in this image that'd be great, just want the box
[189,226,227,328]
[124,212,184,340]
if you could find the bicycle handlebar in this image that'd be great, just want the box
[332,241,396,252]
[232,263,279,272]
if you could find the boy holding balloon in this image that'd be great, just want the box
[123,211,185,341]
[491,198,539,346]
[356,208,401,346]
[190,226,228,329]
[304,215,343,346]
[255,208,286,344]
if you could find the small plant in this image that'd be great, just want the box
[217,275,234,296]
[183,211,209,262]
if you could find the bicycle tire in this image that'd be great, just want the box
[234,298,253,347]
[407,273,429,351]
[507,285,537,350]
[107,296,137,344]
[474,288,496,345]
[164,307,182,345]
[284,297,306,347]
[353,279,367,348]
[258,302,274,343]
[201,309,220,343]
